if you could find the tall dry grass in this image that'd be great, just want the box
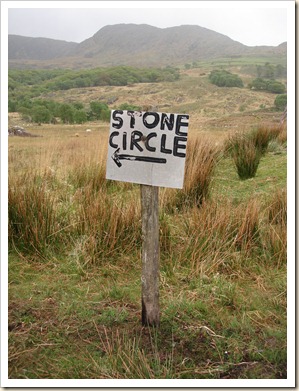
[162,137,220,211]
[181,198,261,276]
[74,186,141,265]
[250,124,283,155]
[8,127,287,273]
[277,125,287,145]
[8,171,64,254]
[179,185,287,276]
[268,188,287,226]
[262,188,287,266]
[68,160,107,193]
[8,131,138,261]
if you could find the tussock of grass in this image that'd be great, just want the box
[233,198,260,252]
[68,160,107,192]
[250,124,283,155]
[162,137,220,211]
[74,187,141,265]
[8,171,63,254]
[277,124,287,145]
[226,131,262,180]
[183,137,221,206]
[262,188,287,266]
[180,198,261,276]
[225,124,286,180]
[267,188,287,225]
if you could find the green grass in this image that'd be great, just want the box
[8,245,287,379]
[197,55,287,68]
[212,152,286,203]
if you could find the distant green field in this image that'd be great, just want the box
[197,55,287,68]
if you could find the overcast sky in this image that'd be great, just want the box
[7,2,289,47]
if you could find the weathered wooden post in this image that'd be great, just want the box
[140,184,160,326]
[106,109,189,327]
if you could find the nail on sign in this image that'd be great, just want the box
[106,110,189,188]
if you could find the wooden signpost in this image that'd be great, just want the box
[106,109,189,326]
[141,184,160,326]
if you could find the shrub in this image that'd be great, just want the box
[59,103,75,124]
[118,103,142,111]
[274,94,287,111]
[266,80,286,94]
[74,109,87,124]
[31,105,52,124]
[209,70,243,88]
[8,99,18,112]
[87,101,111,122]
[18,106,32,122]
[249,78,268,90]
[249,78,285,94]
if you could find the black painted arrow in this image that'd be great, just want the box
[112,148,167,168]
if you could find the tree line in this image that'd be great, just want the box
[14,99,110,124]
[9,66,179,97]
[8,66,179,124]
[208,69,286,94]
[12,99,144,125]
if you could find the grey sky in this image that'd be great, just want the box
[7,3,288,47]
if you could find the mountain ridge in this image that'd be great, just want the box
[8,34,78,60]
[8,23,287,69]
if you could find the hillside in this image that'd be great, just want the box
[8,35,77,61]
[8,23,287,69]
[73,24,248,66]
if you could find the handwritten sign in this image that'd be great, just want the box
[106,110,189,188]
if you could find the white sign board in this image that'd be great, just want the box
[106,110,189,189]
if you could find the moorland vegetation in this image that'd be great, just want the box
[8,55,288,380]
[8,61,286,126]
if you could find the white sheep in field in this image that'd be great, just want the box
[86,129,92,133]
